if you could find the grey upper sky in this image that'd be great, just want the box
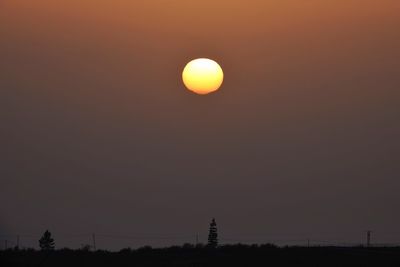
[1,0,399,250]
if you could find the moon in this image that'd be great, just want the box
[182,58,224,95]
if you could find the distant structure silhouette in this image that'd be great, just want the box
[39,230,55,250]
[207,218,218,248]
[366,230,372,247]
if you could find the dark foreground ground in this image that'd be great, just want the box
[2,244,400,267]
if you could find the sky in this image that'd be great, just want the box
[1,0,400,250]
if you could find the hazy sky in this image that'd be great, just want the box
[1,0,400,250]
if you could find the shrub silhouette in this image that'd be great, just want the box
[39,230,55,250]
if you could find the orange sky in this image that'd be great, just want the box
[1,1,400,249]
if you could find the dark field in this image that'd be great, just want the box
[2,245,400,267]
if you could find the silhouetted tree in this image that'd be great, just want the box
[207,218,218,248]
[39,230,55,250]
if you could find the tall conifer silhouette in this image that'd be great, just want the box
[207,218,218,248]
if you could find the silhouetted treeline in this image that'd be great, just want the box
[2,244,400,267]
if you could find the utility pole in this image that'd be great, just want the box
[92,233,96,251]
[366,230,372,247]
[17,235,20,249]
[196,234,199,246]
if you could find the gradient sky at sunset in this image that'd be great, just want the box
[1,0,400,249]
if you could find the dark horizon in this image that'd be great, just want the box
[3,244,400,267]
[0,222,395,251]
[1,0,400,251]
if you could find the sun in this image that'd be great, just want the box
[182,58,224,95]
